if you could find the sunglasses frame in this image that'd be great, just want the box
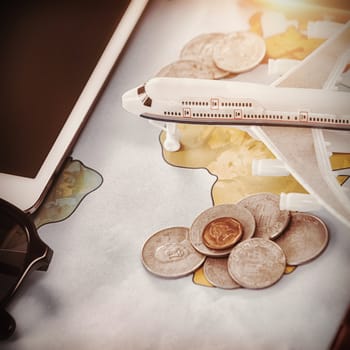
[0,198,53,309]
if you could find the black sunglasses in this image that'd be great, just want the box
[0,198,53,340]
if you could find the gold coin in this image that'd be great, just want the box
[180,33,230,79]
[155,59,214,79]
[275,212,329,266]
[213,31,266,73]
[228,238,286,289]
[202,217,243,250]
[189,204,255,257]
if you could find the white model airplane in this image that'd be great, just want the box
[122,22,350,229]
[122,78,349,130]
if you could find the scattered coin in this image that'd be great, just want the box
[180,33,230,79]
[203,257,240,289]
[237,193,290,239]
[274,212,329,265]
[202,217,243,250]
[190,204,256,257]
[141,227,205,278]
[213,31,266,73]
[228,238,286,289]
[155,59,215,79]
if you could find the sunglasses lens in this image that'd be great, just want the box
[0,209,29,303]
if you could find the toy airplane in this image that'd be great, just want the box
[122,78,349,130]
[122,21,350,229]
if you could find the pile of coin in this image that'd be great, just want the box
[156,31,266,79]
[156,11,327,80]
[141,193,329,290]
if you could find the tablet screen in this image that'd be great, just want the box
[0,0,130,178]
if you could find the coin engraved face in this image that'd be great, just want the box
[155,242,191,263]
[237,193,290,239]
[190,204,256,257]
[203,257,240,289]
[228,238,286,289]
[202,217,243,250]
[180,32,230,79]
[142,227,205,278]
[275,212,329,265]
[213,31,266,73]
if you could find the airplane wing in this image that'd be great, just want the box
[251,21,350,228]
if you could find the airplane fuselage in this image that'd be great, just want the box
[122,77,350,130]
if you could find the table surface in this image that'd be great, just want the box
[4,1,350,349]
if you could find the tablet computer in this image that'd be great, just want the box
[0,0,148,212]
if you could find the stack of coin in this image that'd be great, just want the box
[156,31,266,79]
[157,11,328,79]
[141,192,329,290]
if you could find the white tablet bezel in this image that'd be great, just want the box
[0,0,148,213]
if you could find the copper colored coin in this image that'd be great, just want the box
[190,204,256,257]
[202,217,243,250]
[228,238,286,289]
[141,227,205,278]
[237,193,290,239]
[274,212,329,265]
[203,257,240,289]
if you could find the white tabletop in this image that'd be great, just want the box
[4,1,350,349]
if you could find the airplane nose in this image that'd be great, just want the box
[121,87,141,114]
[122,87,136,101]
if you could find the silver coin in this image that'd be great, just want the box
[203,257,240,289]
[189,204,256,257]
[142,227,205,278]
[213,31,266,73]
[237,193,290,239]
[274,212,329,265]
[180,33,230,79]
[155,59,214,79]
[228,238,286,289]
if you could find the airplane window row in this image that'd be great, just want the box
[244,114,285,120]
[181,101,209,106]
[164,111,181,116]
[164,111,235,118]
[165,112,298,120]
[162,110,349,125]
[309,117,348,124]
[222,102,252,107]
[192,113,233,118]
[180,100,253,108]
